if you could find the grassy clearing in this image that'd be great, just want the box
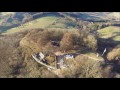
[97,26,120,41]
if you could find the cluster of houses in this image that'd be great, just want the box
[32,51,75,70]
[55,54,75,69]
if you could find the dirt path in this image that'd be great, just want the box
[74,52,104,61]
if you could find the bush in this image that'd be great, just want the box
[84,34,98,51]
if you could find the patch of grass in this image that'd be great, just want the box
[97,26,120,41]
[49,18,76,28]
[112,36,120,41]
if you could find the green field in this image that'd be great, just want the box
[3,16,59,34]
[97,26,120,41]
[3,16,76,35]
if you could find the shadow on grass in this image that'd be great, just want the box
[32,12,64,20]
[98,38,120,52]
[97,37,120,77]
[0,24,20,33]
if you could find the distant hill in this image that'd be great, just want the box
[0,12,119,34]
[108,12,120,21]
[59,12,120,21]
[0,12,32,32]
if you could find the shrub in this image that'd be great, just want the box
[84,34,98,51]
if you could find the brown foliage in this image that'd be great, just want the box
[101,65,113,78]
[107,45,120,61]
[0,31,27,77]
[72,31,98,51]
[74,55,103,78]
[23,28,98,53]
[84,34,98,51]
[60,32,74,51]
[59,55,103,78]
[0,28,99,78]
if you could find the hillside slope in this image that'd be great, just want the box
[1,12,119,34]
